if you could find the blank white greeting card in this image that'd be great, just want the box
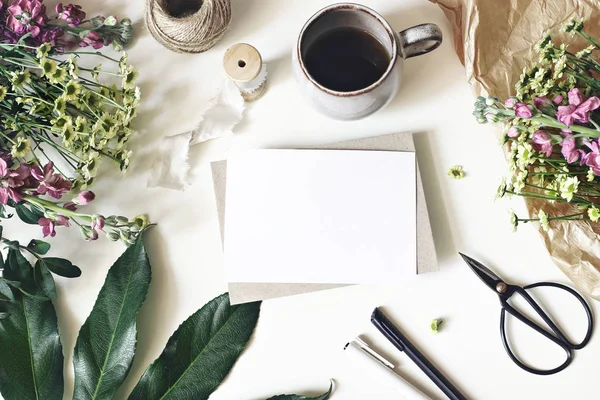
[223,149,416,284]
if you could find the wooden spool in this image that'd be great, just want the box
[223,43,267,102]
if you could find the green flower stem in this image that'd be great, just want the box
[529,116,600,137]
[79,77,127,95]
[22,194,92,222]
[79,67,122,77]
[60,51,120,63]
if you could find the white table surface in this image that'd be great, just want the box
[3,0,599,399]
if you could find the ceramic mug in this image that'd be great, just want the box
[292,3,442,120]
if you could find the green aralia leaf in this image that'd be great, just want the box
[0,279,14,301]
[27,239,51,255]
[265,382,334,400]
[0,290,64,400]
[15,203,44,225]
[129,293,261,400]
[73,232,151,400]
[42,257,81,278]
[34,260,57,300]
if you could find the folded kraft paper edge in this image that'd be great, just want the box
[212,132,438,304]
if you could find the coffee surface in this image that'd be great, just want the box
[304,27,390,92]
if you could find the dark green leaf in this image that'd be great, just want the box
[6,248,33,284]
[27,239,51,255]
[73,233,151,400]
[0,205,12,219]
[129,293,261,400]
[34,260,56,300]
[43,257,81,278]
[0,251,4,269]
[265,382,334,400]
[3,279,21,288]
[5,249,49,300]
[0,224,3,238]
[0,291,64,400]
[6,240,20,250]
[0,279,15,301]
[15,203,44,225]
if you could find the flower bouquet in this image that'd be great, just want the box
[474,19,600,233]
[0,0,145,302]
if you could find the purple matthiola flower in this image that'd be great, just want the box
[91,215,104,233]
[583,139,600,175]
[6,0,48,37]
[77,190,95,205]
[514,103,533,119]
[505,98,517,109]
[56,3,85,27]
[557,88,600,126]
[532,130,553,157]
[31,161,72,199]
[553,95,564,105]
[38,217,56,237]
[79,30,103,49]
[63,201,77,211]
[560,137,581,164]
[0,159,31,204]
[56,215,70,227]
[507,127,519,138]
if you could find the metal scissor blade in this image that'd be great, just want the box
[459,253,504,292]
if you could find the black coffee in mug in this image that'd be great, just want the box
[303,27,390,92]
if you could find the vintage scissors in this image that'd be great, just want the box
[460,253,594,375]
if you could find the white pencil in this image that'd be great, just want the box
[344,338,431,400]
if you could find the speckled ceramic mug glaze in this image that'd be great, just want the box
[293,3,442,120]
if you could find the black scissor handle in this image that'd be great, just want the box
[523,282,594,349]
[499,282,594,375]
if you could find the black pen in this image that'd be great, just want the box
[371,308,468,400]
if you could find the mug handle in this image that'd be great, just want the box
[398,23,443,59]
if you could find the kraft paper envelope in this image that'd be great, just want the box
[211,132,438,304]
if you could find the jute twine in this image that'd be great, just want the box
[145,0,232,53]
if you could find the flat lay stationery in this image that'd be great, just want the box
[3,0,600,400]
[372,308,468,400]
[211,132,439,304]
[224,148,417,284]
[344,338,431,400]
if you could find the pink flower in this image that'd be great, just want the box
[505,98,517,109]
[63,201,77,211]
[560,137,581,164]
[55,3,85,27]
[534,97,551,110]
[0,159,31,204]
[31,161,72,199]
[553,95,564,105]
[514,103,533,119]
[507,127,519,138]
[79,31,104,49]
[557,88,600,126]
[6,0,48,37]
[568,88,585,106]
[39,217,56,237]
[532,130,553,157]
[91,215,104,233]
[583,139,600,175]
[77,190,95,205]
[56,215,70,227]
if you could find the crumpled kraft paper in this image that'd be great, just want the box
[430,0,600,299]
[147,79,245,190]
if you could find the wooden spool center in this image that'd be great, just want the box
[223,43,262,82]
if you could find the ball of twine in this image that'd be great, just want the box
[145,0,232,53]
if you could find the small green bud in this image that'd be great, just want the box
[430,318,444,334]
[107,231,120,241]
